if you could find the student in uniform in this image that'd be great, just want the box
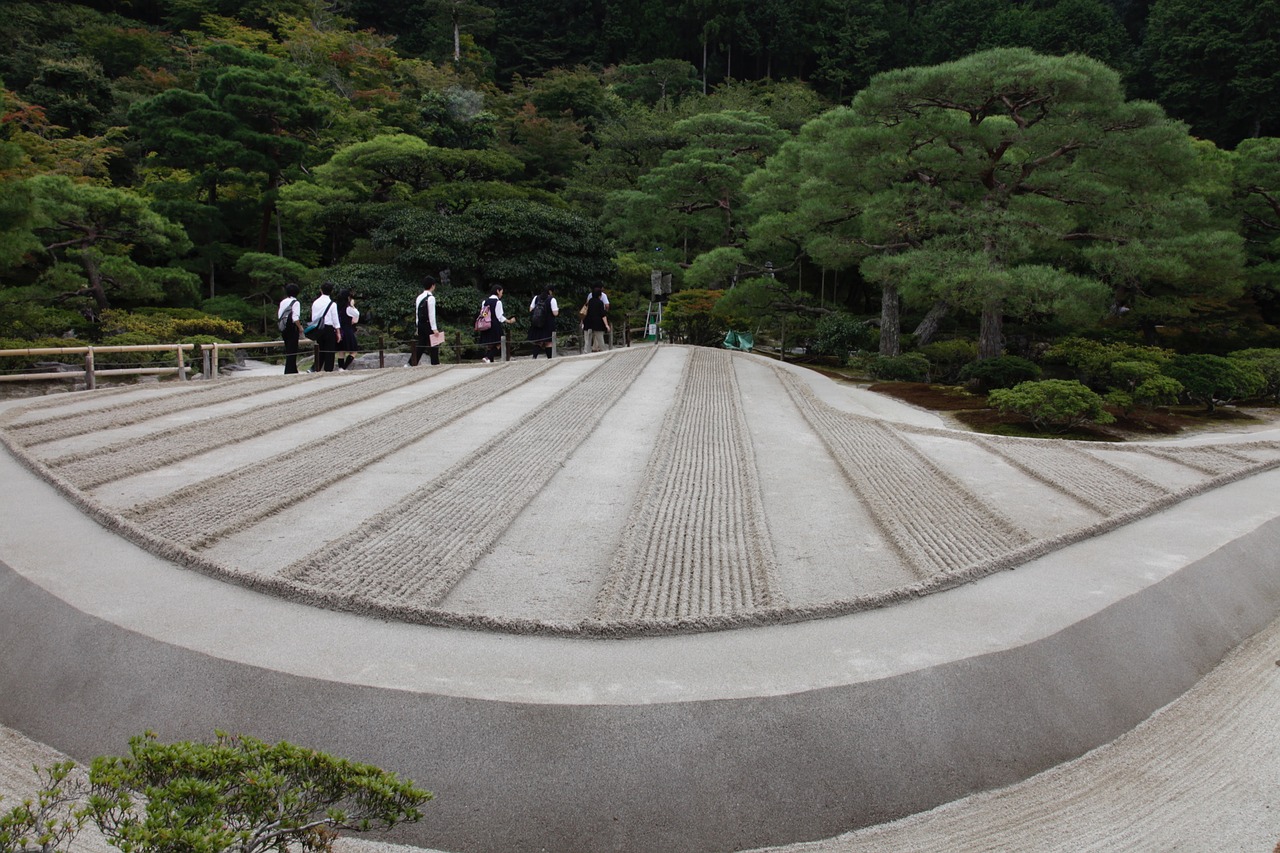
[309,282,342,372]
[277,283,302,374]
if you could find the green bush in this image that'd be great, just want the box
[1043,337,1174,389]
[919,339,978,383]
[958,355,1042,390]
[1163,353,1267,411]
[1228,348,1280,402]
[171,316,245,340]
[869,352,931,382]
[199,296,262,328]
[0,337,91,372]
[809,312,875,360]
[988,379,1115,432]
[0,301,86,340]
[1,733,431,853]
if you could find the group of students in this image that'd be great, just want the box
[279,277,611,375]
[408,277,612,366]
[277,281,360,374]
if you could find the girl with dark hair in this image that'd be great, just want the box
[527,285,559,358]
[477,285,514,363]
[336,288,360,370]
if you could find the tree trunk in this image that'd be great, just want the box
[81,251,110,312]
[978,299,1003,359]
[879,282,901,356]
[912,300,950,346]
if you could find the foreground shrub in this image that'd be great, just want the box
[958,355,1041,391]
[988,379,1115,432]
[869,352,930,382]
[1163,353,1266,411]
[0,732,431,853]
[87,732,431,852]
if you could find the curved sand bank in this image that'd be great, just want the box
[3,346,1279,852]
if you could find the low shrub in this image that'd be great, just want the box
[869,352,930,382]
[1228,348,1280,402]
[958,355,1041,391]
[0,732,432,853]
[1163,353,1266,411]
[811,312,876,360]
[988,379,1115,433]
[919,339,977,383]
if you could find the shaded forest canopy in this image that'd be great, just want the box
[0,0,1277,357]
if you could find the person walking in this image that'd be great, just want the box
[309,282,342,372]
[277,283,302,374]
[409,276,442,366]
[336,288,360,370]
[477,285,514,363]
[527,285,559,358]
[580,284,610,354]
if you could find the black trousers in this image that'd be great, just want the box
[409,329,440,366]
[315,326,337,372]
[282,324,300,374]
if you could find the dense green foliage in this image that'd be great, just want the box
[0,0,1278,359]
[0,733,430,853]
[958,355,1043,391]
[988,379,1115,431]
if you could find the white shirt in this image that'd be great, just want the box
[345,305,360,325]
[310,295,340,328]
[277,297,299,323]
[529,296,559,316]
[416,290,437,332]
[485,297,507,324]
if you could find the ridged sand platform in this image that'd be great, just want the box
[2,345,1278,852]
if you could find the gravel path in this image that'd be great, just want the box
[3,376,292,446]
[284,347,655,608]
[126,362,547,548]
[597,348,780,620]
[45,369,430,488]
[2,347,1279,637]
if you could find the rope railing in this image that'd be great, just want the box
[0,322,630,389]
[0,343,195,390]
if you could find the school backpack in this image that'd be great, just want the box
[417,293,432,329]
[474,300,493,331]
[277,298,297,333]
[530,295,548,327]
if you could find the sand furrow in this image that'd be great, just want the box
[980,439,1169,515]
[127,362,547,548]
[5,376,293,445]
[598,349,779,620]
[47,369,440,488]
[778,370,1027,577]
[1137,444,1257,475]
[283,347,657,606]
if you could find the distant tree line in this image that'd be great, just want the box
[0,0,1276,361]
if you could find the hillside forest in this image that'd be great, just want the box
[1,0,1279,400]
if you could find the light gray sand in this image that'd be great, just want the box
[5,347,1278,637]
[3,350,1279,851]
[4,605,1278,852]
